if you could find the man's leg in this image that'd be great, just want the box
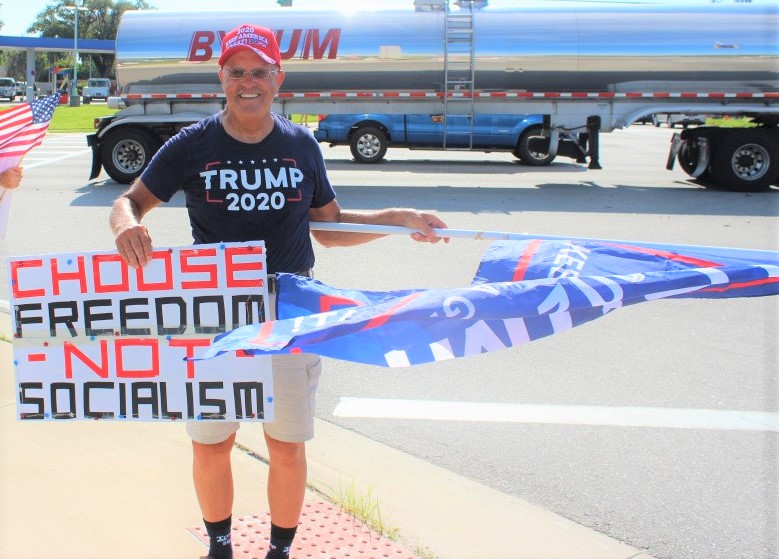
[264,432,306,559]
[264,433,307,527]
[262,352,322,558]
[192,434,236,521]
[187,422,240,559]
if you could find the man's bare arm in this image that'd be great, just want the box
[109,179,163,268]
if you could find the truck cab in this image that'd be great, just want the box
[314,113,582,165]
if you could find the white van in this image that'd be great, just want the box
[83,78,111,102]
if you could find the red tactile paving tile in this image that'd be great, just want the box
[188,500,418,559]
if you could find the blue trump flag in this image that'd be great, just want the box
[200,239,778,367]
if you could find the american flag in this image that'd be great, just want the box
[0,92,60,167]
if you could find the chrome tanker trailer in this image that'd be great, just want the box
[88,0,779,191]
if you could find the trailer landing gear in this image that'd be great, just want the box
[586,116,602,170]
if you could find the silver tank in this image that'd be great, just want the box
[115,1,778,94]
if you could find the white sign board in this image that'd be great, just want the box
[8,242,273,422]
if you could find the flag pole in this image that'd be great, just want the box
[0,188,14,240]
[308,222,778,257]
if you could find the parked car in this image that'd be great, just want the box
[0,78,16,101]
[314,113,583,165]
[82,78,112,102]
[14,81,26,97]
[652,114,707,128]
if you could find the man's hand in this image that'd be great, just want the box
[404,211,449,244]
[114,224,154,269]
[0,167,23,190]
[109,180,161,268]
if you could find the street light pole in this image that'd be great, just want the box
[63,1,87,99]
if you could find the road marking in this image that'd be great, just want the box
[25,149,91,169]
[332,397,779,432]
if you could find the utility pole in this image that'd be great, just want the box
[63,0,88,105]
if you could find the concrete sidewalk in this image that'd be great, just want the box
[0,304,654,559]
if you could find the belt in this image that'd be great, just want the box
[267,269,313,293]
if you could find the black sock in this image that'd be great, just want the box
[204,516,233,559]
[265,523,297,559]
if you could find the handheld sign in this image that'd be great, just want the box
[8,242,273,422]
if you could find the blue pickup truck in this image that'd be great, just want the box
[313,113,583,165]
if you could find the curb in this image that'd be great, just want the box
[0,299,9,339]
[237,419,654,559]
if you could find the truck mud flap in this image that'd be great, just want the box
[87,133,103,180]
[557,132,587,161]
[547,132,559,159]
[666,133,683,170]
[690,136,710,178]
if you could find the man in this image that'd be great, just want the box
[109,23,448,559]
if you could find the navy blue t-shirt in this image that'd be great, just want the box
[140,113,336,273]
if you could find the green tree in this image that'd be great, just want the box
[27,0,153,79]
[1,50,55,83]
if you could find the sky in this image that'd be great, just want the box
[0,0,418,37]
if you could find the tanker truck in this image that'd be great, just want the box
[87,0,779,191]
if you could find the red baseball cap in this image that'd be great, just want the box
[218,24,281,68]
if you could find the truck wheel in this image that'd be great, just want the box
[677,140,711,181]
[514,127,554,166]
[709,130,779,192]
[350,127,388,163]
[101,128,159,184]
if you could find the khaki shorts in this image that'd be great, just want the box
[187,290,322,445]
